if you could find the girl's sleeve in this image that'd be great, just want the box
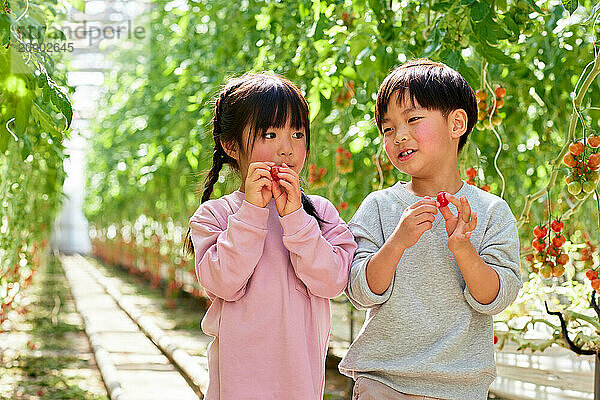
[280,198,357,299]
[189,200,270,302]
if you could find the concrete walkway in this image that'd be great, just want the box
[61,255,201,400]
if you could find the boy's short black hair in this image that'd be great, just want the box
[374,59,478,154]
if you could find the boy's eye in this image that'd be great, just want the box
[383,127,393,135]
[263,131,276,139]
[293,131,305,138]
[408,117,422,123]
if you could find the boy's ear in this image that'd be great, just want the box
[448,109,468,139]
[221,140,239,161]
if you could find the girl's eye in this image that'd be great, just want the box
[408,117,422,123]
[383,127,393,135]
[293,132,305,139]
[263,131,276,139]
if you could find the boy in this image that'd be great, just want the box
[338,59,522,400]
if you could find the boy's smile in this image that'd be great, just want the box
[380,92,466,197]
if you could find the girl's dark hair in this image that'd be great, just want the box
[183,72,327,256]
[374,59,478,154]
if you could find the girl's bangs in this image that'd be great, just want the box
[247,84,307,145]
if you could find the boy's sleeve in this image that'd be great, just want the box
[189,200,269,302]
[345,195,394,310]
[464,200,523,315]
[280,198,358,299]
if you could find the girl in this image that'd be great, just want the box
[183,72,357,400]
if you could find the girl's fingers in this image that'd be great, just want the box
[274,171,300,191]
[277,178,298,193]
[279,163,298,178]
[248,165,273,180]
[271,180,283,196]
[250,177,272,191]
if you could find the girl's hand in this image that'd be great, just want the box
[271,163,302,217]
[436,194,477,252]
[244,162,275,208]
[391,197,438,251]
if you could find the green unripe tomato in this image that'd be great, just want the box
[582,180,597,194]
[575,190,588,200]
[587,170,599,183]
[565,173,575,184]
[567,181,582,195]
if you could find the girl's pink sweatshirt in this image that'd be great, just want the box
[189,190,357,400]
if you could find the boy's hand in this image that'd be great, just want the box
[271,163,302,217]
[392,197,438,250]
[244,162,275,208]
[436,194,477,252]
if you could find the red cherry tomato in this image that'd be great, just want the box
[270,166,280,182]
[436,191,449,207]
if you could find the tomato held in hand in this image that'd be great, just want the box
[270,166,280,182]
[436,191,449,207]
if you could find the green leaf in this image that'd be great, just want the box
[0,14,10,45]
[476,43,515,65]
[49,86,72,130]
[584,1,600,22]
[8,47,34,75]
[0,127,9,153]
[490,17,512,40]
[68,0,85,11]
[424,24,443,56]
[470,1,491,22]
[20,134,33,161]
[458,60,479,88]
[561,0,578,14]
[472,18,498,45]
[15,95,32,136]
[308,78,321,122]
[460,0,475,5]
[432,1,453,11]
[31,101,61,140]
[340,66,358,80]
[525,0,543,13]
[439,49,461,70]
[503,14,520,37]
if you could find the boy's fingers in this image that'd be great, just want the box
[410,199,437,210]
[461,196,471,223]
[468,212,477,231]
[413,204,438,215]
[444,194,471,223]
[438,205,454,221]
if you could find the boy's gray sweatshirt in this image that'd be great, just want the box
[338,180,522,400]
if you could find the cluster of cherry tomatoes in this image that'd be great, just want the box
[465,167,491,192]
[586,268,600,293]
[526,220,568,278]
[475,86,506,130]
[307,164,327,189]
[563,135,600,199]
[335,146,354,174]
